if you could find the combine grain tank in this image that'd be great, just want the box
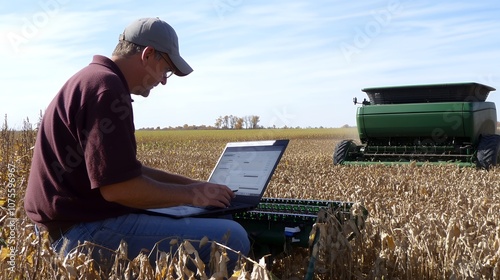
[333,82,500,168]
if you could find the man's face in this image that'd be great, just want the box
[132,50,175,97]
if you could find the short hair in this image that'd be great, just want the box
[112,40,144,57]
[112,40,163,60]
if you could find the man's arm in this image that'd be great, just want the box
[99,173,234,209]
[141,166,198,184]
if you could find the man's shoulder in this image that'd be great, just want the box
[86,55,123,81]
[53,56,129,117]
[70,56,126,93]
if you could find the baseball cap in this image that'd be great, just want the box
[119,17,193,76]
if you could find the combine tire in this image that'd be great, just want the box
[476,134,500,169]
[333,140,354,165]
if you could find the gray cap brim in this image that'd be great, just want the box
[168,53,193,77]
[121,17,193,76]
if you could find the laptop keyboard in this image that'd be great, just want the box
[197,201,246,210]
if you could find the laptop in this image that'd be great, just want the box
[146,139,289,218]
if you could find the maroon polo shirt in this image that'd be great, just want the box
[25,55,142,232]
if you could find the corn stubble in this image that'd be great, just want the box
[1,125,500,279]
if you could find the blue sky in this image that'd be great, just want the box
[1,0,499,129]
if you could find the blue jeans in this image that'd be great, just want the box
[52,213,250,275]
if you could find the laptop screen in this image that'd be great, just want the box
[145,139,288,218]
[208,140,288,197]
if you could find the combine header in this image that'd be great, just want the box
[234,197,368,278]
[334,82,500,168]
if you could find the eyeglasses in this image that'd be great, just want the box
[159,53,175,79]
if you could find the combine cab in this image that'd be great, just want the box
[334,82,500,168]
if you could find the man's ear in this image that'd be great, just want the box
[140,46,155,66]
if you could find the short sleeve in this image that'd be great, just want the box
[76,89,142,188]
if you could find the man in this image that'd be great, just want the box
[25,17,250,274]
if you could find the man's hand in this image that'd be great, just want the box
[189,182,236,208]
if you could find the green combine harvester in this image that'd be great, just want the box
[334,82,500,168]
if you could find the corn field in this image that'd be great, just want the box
[1,118,500,279]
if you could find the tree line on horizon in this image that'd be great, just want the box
[138,115,262,130]
[5,114,500,131]
[214,115,260,129]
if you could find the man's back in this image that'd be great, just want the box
[25,55,141,233]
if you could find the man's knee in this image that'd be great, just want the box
[226,221,250,255]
